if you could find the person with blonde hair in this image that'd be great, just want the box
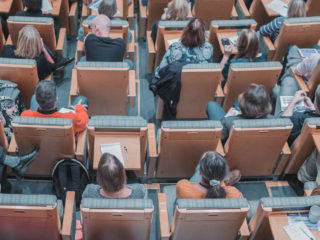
[0,25,73,79]
[220,29,267,87]
[151,0,189,43]
[259,0,306,43]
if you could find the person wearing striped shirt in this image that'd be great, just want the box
[259,0,306,43]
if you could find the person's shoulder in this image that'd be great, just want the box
[202,42,213,48]
[21,109,35,116]
[177,179,192,188]
[113,37,126,46]
[127,183,147,198]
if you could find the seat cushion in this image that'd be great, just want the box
[0,193,57,206]
[162,185,177,228]
[13,117,73,126]
[81,198,153,209]
[210,19,256,29]
[88,116,147,128]
[77,61,129,69]
[261,195,320,209]
[162,120,222,129]
[233,118,292,129]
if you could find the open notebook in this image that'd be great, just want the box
[100,142,127,166]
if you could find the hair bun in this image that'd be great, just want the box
[209,179,220,187]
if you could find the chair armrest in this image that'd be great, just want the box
[139,0,147,38]
[61,191,76,240]
[216,140,225,156]
[69,1,78,36]
[128,30,135,62]
[128,70,136,108]
[56,28,67,56]
[290,67,309,92]
[214,84,225,105]
[158,193,171,240]
[75,129,86,162]
[236,0,250,19]
[147,31,155,74]
[81,4,89,20]
[7,134,18,154]
[312,133,320,154]
[147,123,158,178]
[239,219,250,240]
[231,6,238,19]
[69,69,78,105]
[274,142,291,176]
[76,40,85,62]
[128,2,134,28]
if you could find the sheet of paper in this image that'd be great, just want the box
[228,36,238,45]
[266,0,288,17]
[287,213,320,231]
[42,0,53,12]
[167,38,180,46]
[88,0,103,12]
[284,221,316,240]
[100,142,125,166]
[298,48,319,58]
[280,96,306,112]
[59,108,75,114]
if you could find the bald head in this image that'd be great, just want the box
[90,15,111,37]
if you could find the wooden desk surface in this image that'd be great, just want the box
[91,0,123,18]
[93,134,141,171]
[262,0,290,17]
[269,213,320,240]
[163,32,182,50]
[217,31,239,55]
[0,0,13,14]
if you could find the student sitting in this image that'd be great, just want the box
[207,84,273,143]
[220,29,267,88]
[154,17,213,78]
[259,0,306,43]
[82,153,147,199]
[176,151,242,199]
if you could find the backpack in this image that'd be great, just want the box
[0,80,25,141]
[52,158,90,207]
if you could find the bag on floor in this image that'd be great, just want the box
[52,158,90,207]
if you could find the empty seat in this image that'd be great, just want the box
[158,185,249,240]
[7,16,67,56]
[0,191,75,240]
[81,198,154,240]
[87,116,149,177]
[148,120,223,178]
[70,62,137,116]
[0,58,38,108]
[224,118,293,177]
[8,117,86,176]
[222,61,282,111]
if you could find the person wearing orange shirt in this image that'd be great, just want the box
[21,80,89,135]
[176,151,243,199]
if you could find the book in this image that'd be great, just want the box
[42,0,53,12]
[298,48,319,58]
[280,96,306,112]
[266,0,288,17]
[100,142,126,166]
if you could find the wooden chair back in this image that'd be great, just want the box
[272,17,320,61]
[222,61,282,111]
[0,23,4,53]
[193,0,235,29]
[249,0,275,28]
[7,16,57,53]
[284,118,320,175]
[0,58,38,108]
[306,0,320,17]
[156,63,222,119]
[225,118,293,177]
[11,117,75,176]
[156,121,222,178]
[146,0,171,31]
[76,62,130,116]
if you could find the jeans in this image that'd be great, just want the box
[30,95,88,111]
[206,101,226,120]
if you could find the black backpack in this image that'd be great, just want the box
[52,158,90,207]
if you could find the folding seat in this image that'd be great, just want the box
[0,191,76,240]
[87,116,149,177]
[77,19,134,61]
[284,118,320,175]
[7,16,67,57]
[147,120,223,178]
[221,61,282,111]
[158,185,250,240]
[262,17,320,62]
[224,118,293,177]
[81,198,154,240]
[0,58,38,108]
[156,63,222,119]
[208,19,257,61]
[7,117,86,176]
[290,63,320,100]
[70,62,137,116]
[249,195,320,240]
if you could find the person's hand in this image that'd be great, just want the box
[225,107,238,117]
[224,44,233,57]
[40,38,46,51]
[292,90,306,104]
[304,96,315,110]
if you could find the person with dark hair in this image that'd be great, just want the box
[220,29,267,88]
[154,17,213,78]
[176,151,242,199]
[21,80,89,135]
[82,153,147,199]
[206,84,273,142]
[16,0,60,38]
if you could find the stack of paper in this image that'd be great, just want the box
[266,0,288,17]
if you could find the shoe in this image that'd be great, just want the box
[54,57,75,71]
[224,169,241,186]
[12,147,39,176]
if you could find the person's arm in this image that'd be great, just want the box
[259,17,281,38]
[294,54,317,76]
[220,44,233,70]
[282,90,306,117]
[40,38,54,64]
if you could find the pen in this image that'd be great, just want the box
[300,227,314,240]
[124,146,128,162]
